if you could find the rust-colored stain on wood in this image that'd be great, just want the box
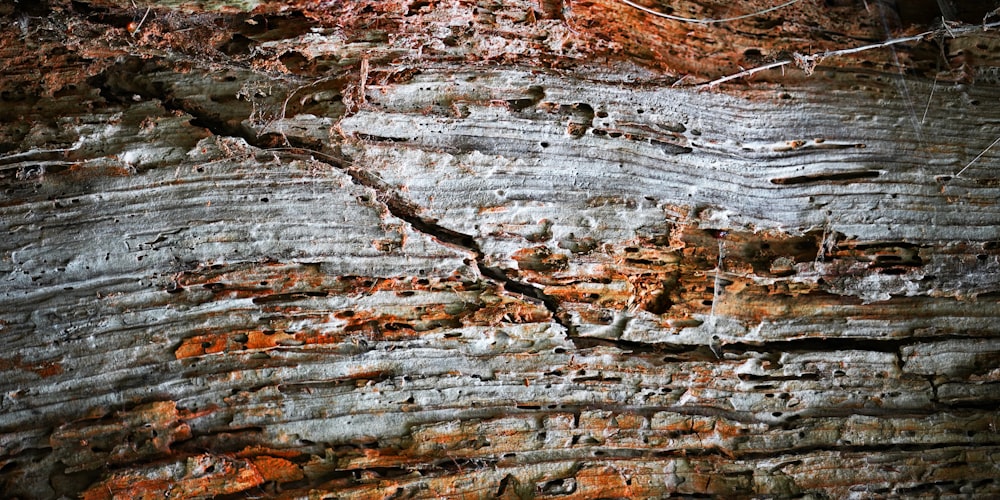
[0,355,63,378]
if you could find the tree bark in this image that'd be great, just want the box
[1,1,999,498]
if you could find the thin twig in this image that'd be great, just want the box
[699,60,793,88]
[618,0,803,25]
[920,73,937,124]
[875,4,923,145]
[132,6,151,36]
[0,147,77,164]
[954,135,1000,178]
[699,21,1000,88]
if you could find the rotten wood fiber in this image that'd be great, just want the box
[1,0,999,498]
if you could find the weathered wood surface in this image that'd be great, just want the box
[1,0,999,498]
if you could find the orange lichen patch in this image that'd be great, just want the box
[544,277,624,303]
[533,220,959,331]
[558,458,754,498]
[336,275,484,296]
[558,464,644,499]
[81,454,264,500]
[247,328,304,349]
[677,366,725,387]
[334,293,544,338]
[0,355,63,378]
[80,478,173,500]
[408,416,541,459]
[175,319,358,359]
[612,412,647,430]
[712,418,753,440]
[173,263,480,304]
[250,455,304,483]
[308,478,430,500]
[173,284,552,358]
[236,445,303,460]
[175,332,231,359]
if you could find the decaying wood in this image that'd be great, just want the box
[1,0,999,498]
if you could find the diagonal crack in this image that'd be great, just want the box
[253,145,580,339]
[331,154,579,338]
[90,61,579,340]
